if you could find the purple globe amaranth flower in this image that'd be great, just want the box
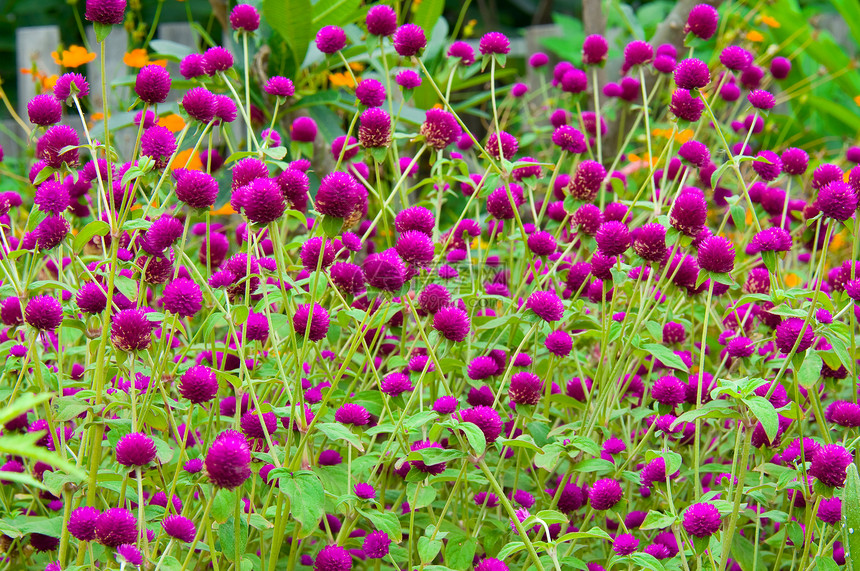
[720,46,753,71]
[458,406,503,443]
[393,24,426,57]
[433,395,458,415]
[624,40,653,69]
[697,235,735,273]
[775,317,815,354]
[418,284,450,314]
[678,140,710,167]
[529,52,549,67]
[214,94,237,123]
[229,3,259,32]
[94,508,137,547]
[179,53,206,79]
[264,76,295,99]
[115,432,157,467]
[748,89,776,110]
[396,206,435,236]
[35,215,69,250]
[421,108,461,150]
[162,278,203,318]
[544,330,572,357]
[583,34,608,65]
[366,4,397,36]
[568,160,606,201]
[475,559,508,571]
[683,502,721,537]
[203,46,234,74]
[670,188,707,236]
[751,227,792,253]
[68,506,100,541]
[27,94,62,126]
[37,125,79,168]
[433,306,470,342]
[293,303,330,342]
[25,295,63,331]
[818,497,842,524]
[142,215,183,255]
[651,375,687,407]
[316,172,359,218]
[613,533,639,555]
[381,372,412,396]
[771,56,791,79]
[162,515,196,542]
[179,365,218,404]
[827,401,860,427]
[818,181,856,222]
[752,150,782,181]
[176,170,218,209]
[335,403,370,427]
[182,87,217,123]
[76,283,107,314]
[315,545,352,571]
[277,168,311,211]
[447,41,476,65]
[241,409,277,439]
[135,64,171,104]
[300,237,336,271]
[290,116,317,142]
[479,32,511,55]
[358,108,392,149]
[111,309,153,352]
[526,290,564,322]
[315,25,347,54]
[53,73,90,103]
[487,131,518,160]
[674,58,710,89]
[34,180,69,214]
[654,54,677,74]
[670,89,704,122]
[685,3,719,39]
[234,178,285,225]
[590,478,623,510]
[355,78,386,107]
[205,430,252,489]
[0,297,23,327]
[363,530,391,559]
[552,125,586,154]
[395,230,433,267]
[396,69,422,89]
[508,372,543,406]
[85,0,126,25]
[486,184,523,220]
[727,336,754,358]
[813,163,844,190]
[633,222,667,262]
[810,444,853,487]
[595,221,631,256]
[528,231,557,256]
[363,250,407,291]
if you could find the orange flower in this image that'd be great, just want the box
[158,114,186,133]
[91,112,105,121]
[42,74,58,92]
[51,45,96,68]
[675,129,695,144]
[211,203,235,215]
[123,49,168,68]
[746,30,764,42]
[328,72,357,88]
[170,148,202,171]
[760,15,781,28]
[348,62,365,72]
[854,95,860,107]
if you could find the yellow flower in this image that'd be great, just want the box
[51,45,97,68]
[746,31,764,42]
[123,49,168,68]
[463,19,477,38]
[328,72,357,88]
[760,15,781,28]
[158,114,186,133]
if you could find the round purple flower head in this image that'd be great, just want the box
[670,89,704,122]
[182,87,217,123]
[316,26,346,54]
[38,125,79,168]
[433,395,458,415]
[85,0,126,25]
[140,126,176,169]
[624,41,653,69]
[362,530,391,559]
[509,372,543,406]
[670,189,707,236]
[529,52,549,67]
[421,108,461,150]
[395,230,433,267]
[135,65,171,104]
[363,250,407,291]
[315,545,352,571]
[475,559,508,571]
[433,306,470,342]
[683,503,721,537]
[396,206,434,236]
[595,221,631,256]
[25,295,63,331]
[359,108,392,148]
[235,178,285,225]
[448,41,476,66]
[180,54,206,79]
[117,543,142,564]
[264,76,295,99]
[633,223,667,262]
[203,46,234,75]
[528,231,557,256]
[34,180,69,214]
[355,79,386,107]
[590,478,623,510]
[775,317,815,354]
[613,533,639,555]
[697,235,735,274]
[176,170,218,209]
[720,46,753,71]
[366,4,397,36]
[771,57,792,80]
[335,403,370,427]
[68,506,100,541]
[229,4,260,32]
[487,131,518,160]
[28,94,62,126]
[291,117,317,142]
[685,4,719,40]
[674,58,710,89]
[53,73,90,103]
[552,125,586,154]
[94,508,137,547]
[76,283,107,314]
[819,181,856,222]
[205,430,252,489]
[748,89,775,110]
[111,309,153,352]
[583,35,608,65]
[810,444,853,487]
[459,406,503,443]
[394,24,427,57]
[479,32,511,55]
[652,375,687,407]
[678,140,710,167]
[818,497,842,525]
[418,284,450,314]
[396,69,422,90]
[162,278,203,318]
[162,514,196,542]
[526,290,564,322]
[293,303,330,342]
[316,171,360,219]
[115,432,157,467]
[179,365,218,404]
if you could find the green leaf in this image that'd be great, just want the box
[815,559,840,571]
[418,536,443,563]
[264,0,311,69]
[316,422,364,451]
[320,216,344,238]
[797,352,822,388]
[498,435,543,454]
[535,509,568,525]
[54,396,89,422]
[412,0,445,45]
[640,343,689,372]
[444,537,477,571]
[407,482,437,509]
[731,532,767,571]
[115,275,139,302]
[570,458,614,474]
[211,488,237,524]
[93,22,112,42]
[0,432,85,479]
[149,39,194,61]
[0,393,52,425]
[640,510,677,531]
[842,463,860,567]
[357,509,401,541]
[278,471,325,535]
[73,220,110,252]
[453,420,486,455]
[742,396,779,442]
[219,517,248,560]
